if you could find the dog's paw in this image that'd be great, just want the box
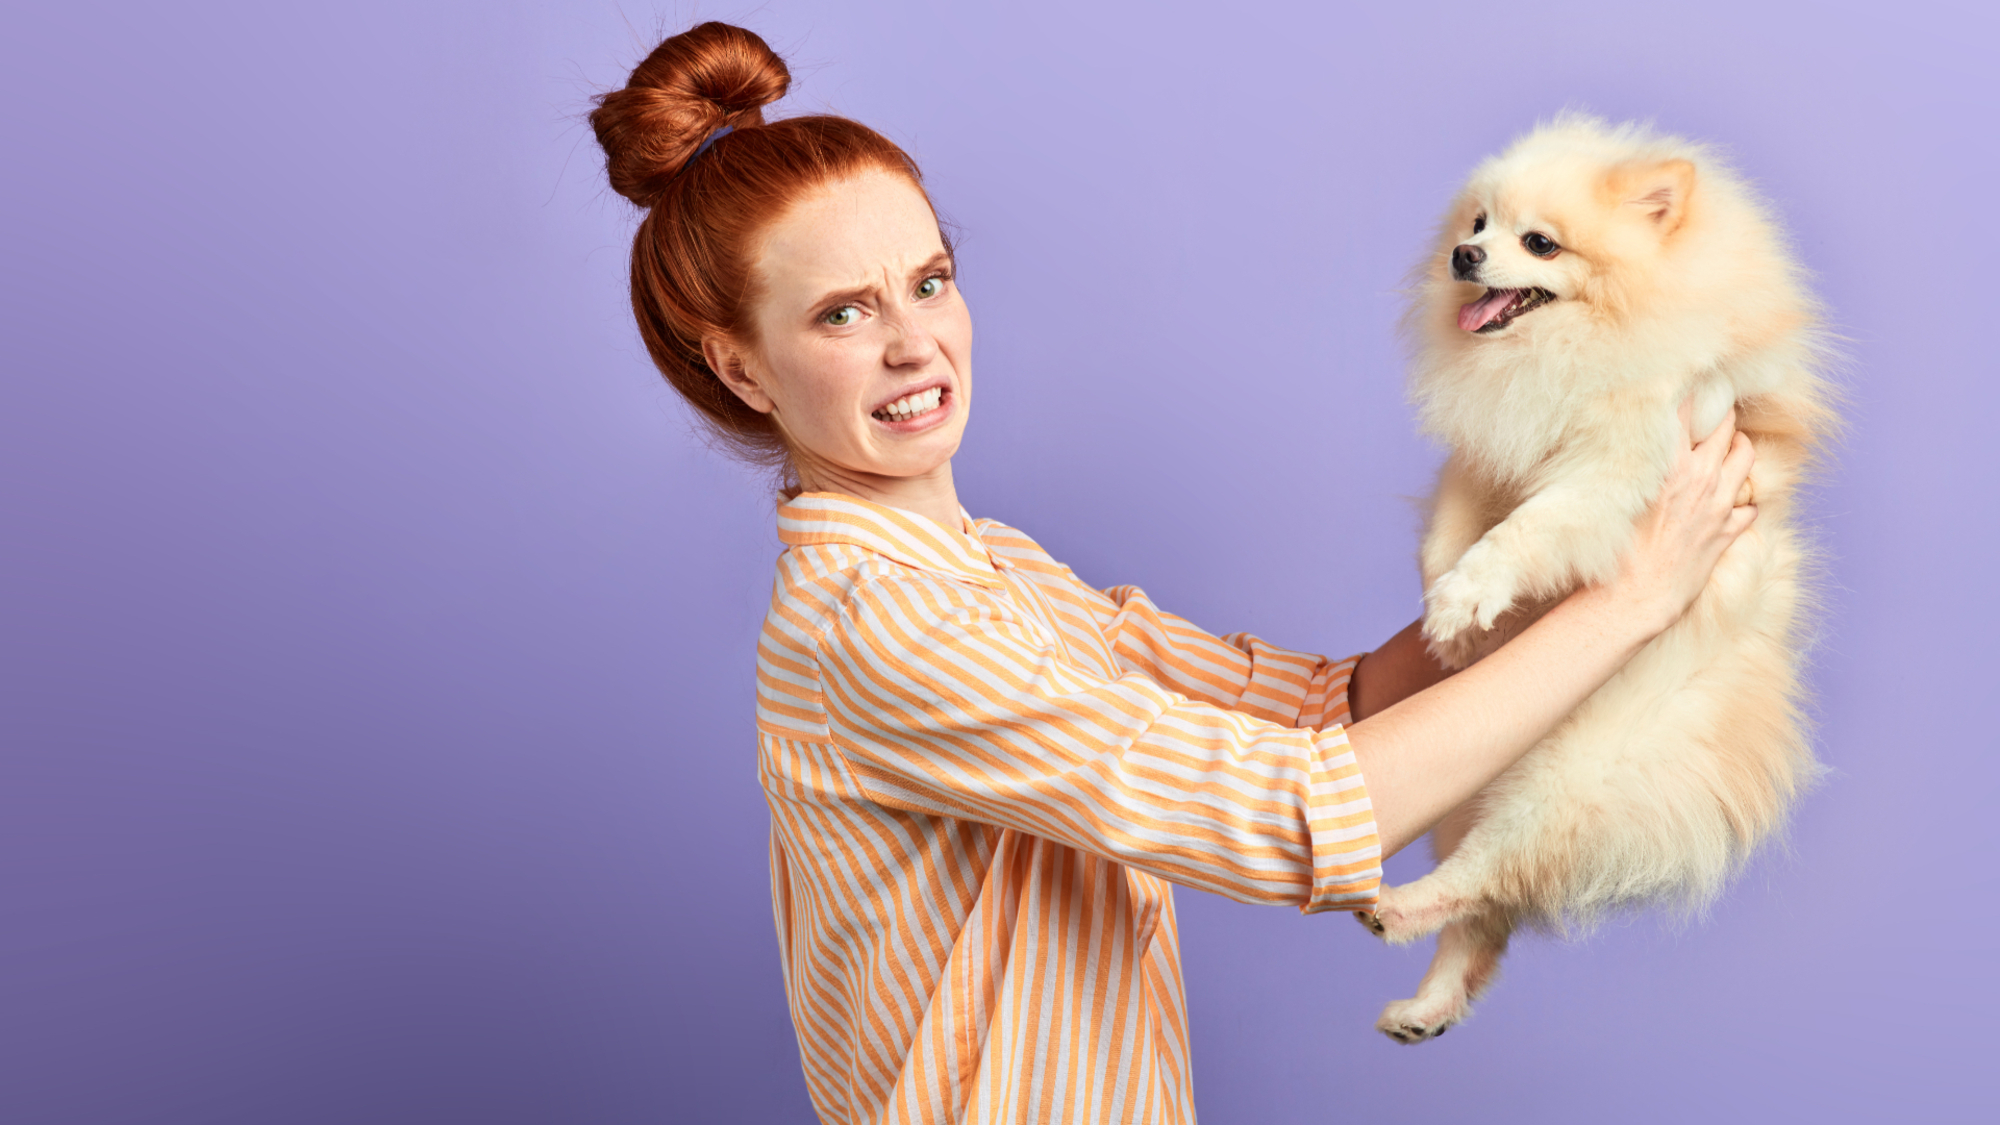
[1375,994,1467,1045]
[1355,886,1443,945]
[1421,569,1481,644]
[1422,562,1518,646]
[1367,882,1464,945]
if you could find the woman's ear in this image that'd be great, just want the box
[703,337,776,414]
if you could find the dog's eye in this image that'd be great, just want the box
[1522,232,1560,258]
[1472,213,1486,235]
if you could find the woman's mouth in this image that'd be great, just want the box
[871,385,948,429]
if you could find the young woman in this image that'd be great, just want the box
[591,23,1757,1124]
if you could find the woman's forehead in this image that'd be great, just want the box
[756,171,944,298]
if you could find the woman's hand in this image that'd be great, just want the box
[1599,400,1759,641]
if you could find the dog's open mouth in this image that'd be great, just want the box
[1459,287,1556,333]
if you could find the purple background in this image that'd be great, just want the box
[3,2,1993,1122]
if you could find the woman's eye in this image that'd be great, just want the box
[1472,213,1486,235]
[824,306,861,327]
[915,276,943,299]
[1522,232,1559,257]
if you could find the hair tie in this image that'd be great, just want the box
[681,125,735,175]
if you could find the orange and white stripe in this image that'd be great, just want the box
[757,492,1379,1124]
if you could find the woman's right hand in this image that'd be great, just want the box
[1603,400,1759,639]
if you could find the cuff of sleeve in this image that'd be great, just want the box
[1297,721,1383,914]
[1299,653,1363,731]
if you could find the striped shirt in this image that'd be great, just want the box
[757,492,1381,1124]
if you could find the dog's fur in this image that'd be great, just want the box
[1362,115,1837,1043]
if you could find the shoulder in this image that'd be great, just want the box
[768,541,871,627]
[767,540,1011,647]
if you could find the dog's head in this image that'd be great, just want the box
[1408,116,1823,474]
[1420,116,1726,346]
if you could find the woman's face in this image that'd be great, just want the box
[711,169,972,492]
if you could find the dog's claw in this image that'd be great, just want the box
[1376,994,1465,1044]
[1355,911,1386,937]
[1380,1018,1452,1044]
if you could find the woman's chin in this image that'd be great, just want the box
[878,447,959,481]
[861,433,961,482]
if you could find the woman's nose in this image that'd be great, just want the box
[883,312,939,367]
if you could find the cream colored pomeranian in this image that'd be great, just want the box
[1360,114,1838,1043]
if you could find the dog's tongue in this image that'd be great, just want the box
[1458,288,1519,333]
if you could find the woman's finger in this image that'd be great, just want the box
[1717,430,1756,499]
[1677,394,1696,446]
[1706,404,1738,446]
[1693,407,1738,472]
[1725,503,1759,536]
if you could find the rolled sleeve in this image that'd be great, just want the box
[1301,722,1382,913]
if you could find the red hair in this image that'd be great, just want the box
[590,22,946,479]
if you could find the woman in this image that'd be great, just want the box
[591,23,1757,1124]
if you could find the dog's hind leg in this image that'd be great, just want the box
[1358,803,1500,945]
[1375,909,1513,1044]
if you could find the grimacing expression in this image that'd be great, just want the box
[712,169,973,487]
[1446,158,1695,335]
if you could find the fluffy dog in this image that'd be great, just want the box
[1360,115,1837,1043]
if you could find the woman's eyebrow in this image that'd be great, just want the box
[810,283,875,311]
[808,255,957,312]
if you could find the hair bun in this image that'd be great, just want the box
[591,22,791,207]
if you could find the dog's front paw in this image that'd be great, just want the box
[1376,994,1467,1045]
[1421,569,1481,644]
[1423,558,1519,646]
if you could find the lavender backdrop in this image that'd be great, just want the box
[3,2,1993,1122]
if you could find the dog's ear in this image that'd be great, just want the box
[1606,159,1696,233]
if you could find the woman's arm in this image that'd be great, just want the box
[819,571,1383,913]
[1071,577,1358,731]
[1347,408,1759,857]
[1349,619,1454,723]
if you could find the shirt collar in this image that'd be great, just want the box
[776,492,1005,588]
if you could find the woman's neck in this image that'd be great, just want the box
[797,458,963,531]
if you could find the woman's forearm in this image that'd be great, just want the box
[1345,584,1663,858]
[1349,618,1456,722]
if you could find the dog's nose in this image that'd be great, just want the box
[1451,243,1486,280]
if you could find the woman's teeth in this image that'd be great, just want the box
[874,386,943,421]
